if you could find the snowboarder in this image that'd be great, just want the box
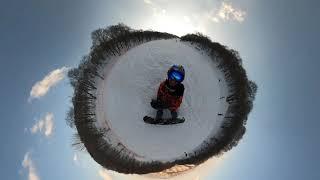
[144,65,185,124]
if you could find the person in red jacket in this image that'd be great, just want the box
[151,65,185,121]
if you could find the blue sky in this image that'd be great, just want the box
[0,0,319,179]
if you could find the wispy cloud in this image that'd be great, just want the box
[197,1,247,24]
[141,0,246,35]
[73,153,78,162]
[72,153,81,166]
[29,67,68,101]
[216,2,246,22]
[30,113,54,137]
[98,169,113,180]
[22,152,40,180]
[143,0,153,5]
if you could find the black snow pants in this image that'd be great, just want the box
[151,99,178,120]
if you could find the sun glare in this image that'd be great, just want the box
[142,10,205,37]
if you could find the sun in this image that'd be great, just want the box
[142,10,205,37]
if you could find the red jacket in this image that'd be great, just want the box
[157,79,184,111]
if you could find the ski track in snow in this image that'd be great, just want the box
[95,39,229,162]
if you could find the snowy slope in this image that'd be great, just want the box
[95,38,229,162]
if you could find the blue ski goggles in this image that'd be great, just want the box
[168,70,184,82]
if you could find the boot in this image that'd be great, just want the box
[170,110,178,120]
[155,109,163,123]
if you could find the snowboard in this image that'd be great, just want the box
[143,116,185,125]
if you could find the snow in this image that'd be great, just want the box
[95,39,229,162]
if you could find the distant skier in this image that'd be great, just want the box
[144,65,185,124]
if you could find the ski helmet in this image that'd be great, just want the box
[167,65,185,83]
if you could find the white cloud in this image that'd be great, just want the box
[73,153,78,162]
[98,169,113,180]
[22,152,40,180]
[30,113,54,137]
[217,2,246,22]
[183,16,191,23]
[209,16,220,23]
[141,0,246,36]
[143,0,153,5]
[29,67,68,101]
[72,153,80,166]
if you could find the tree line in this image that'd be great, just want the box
[66,23,178,174]
[176,33,257,165]
[66,24,257,174]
